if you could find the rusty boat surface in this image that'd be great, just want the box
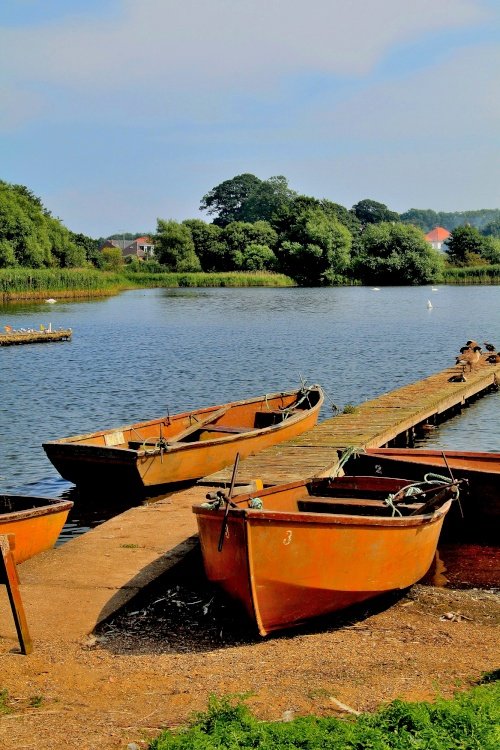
[43,385,324,491]
[343,447,500,539]
[193,473,457,636]
[0,494,73,564]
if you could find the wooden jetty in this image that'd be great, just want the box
[0,358,498,647]
[0,329,72,346]
[204,359,500,486]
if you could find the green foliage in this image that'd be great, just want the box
[121,271,294,288]
[0,180,81,268]
[239,176,297,223]
[352,198,399,226]
[154,220,202,272]
[445,225,495,266]
[277,207,352,285]
[0,688,11,715]
[148,682,500,749]
[182,219,227,271]
[222,221,278,270]
[400,208,500,232]
[355,222,443,285]
[0,268,125,294]
[482,219,500,238]
[101,247,124,271]
[69,231,100,265]
[200,173,263,226]
[442,264,500,284]
[239,243,277,271]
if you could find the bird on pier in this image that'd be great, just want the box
[465,340,480,349]
[486,352,500,364]
[484,341,496,352]
[456,345,482,372]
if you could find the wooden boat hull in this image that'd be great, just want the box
[0,495,73,564]
[194,476,454,636]
[43,386,324,490]
[344,448,500,541]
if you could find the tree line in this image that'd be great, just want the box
[1,175,499,286]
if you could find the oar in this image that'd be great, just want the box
[441,451,464,518]
[218,453,240,552]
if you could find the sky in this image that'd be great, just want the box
[1,0,499,238]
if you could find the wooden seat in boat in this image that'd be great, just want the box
[202,425,249,434]
[297,496,423,515]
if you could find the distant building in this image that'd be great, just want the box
[100,236,155,260]
[425,227,451,251]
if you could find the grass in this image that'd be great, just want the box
[0,268,126,300]
[0,268,295,299]
[121,270,296,288]
[147,680,500,749]
[442,264,500,284]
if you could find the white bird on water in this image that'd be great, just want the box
[427,299,433,309]
[45,298,57,304]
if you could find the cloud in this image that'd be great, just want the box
[0,1,492,114]
[311,43,500,142]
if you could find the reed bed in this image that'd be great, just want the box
[442,264,500,284]
[122,270,296,287]
[0,268,128,300]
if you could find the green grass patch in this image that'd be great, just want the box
[147,681,500,749]
[0,268,127,299]
[122,270,296,288]
[442,264,500,284]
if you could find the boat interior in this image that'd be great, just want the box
[223,477,454,519]
[65,389,322,451]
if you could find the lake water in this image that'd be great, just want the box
[1,286,499,575]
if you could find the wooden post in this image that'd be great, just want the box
[0,534,33,655]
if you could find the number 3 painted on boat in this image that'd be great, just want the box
[283,530,292,545]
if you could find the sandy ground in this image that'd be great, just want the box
[0,547,498,750]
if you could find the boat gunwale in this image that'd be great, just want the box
[193,499,452,528]
[0,496,74,523]
[42,386,324,455]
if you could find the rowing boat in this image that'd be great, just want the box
[194,473,458,636]
[43,385,324,490]
[342,447,500,540]
[0,494,73,564]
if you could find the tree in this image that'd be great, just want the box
[0,239,16,267]
[200,173,262,226]
[482,219,500,238]
[445,225,493,266]
[101,247,124,271]
[352,199,399,226]
[239,176,297,223]
[0,180,82,268]
[222,221,278,269]
[154,220,201,271]
[182,219,228,271]
[354,222,442,284]
[69,231,100,265]
[239,243,277,271]
[277,208,352,285]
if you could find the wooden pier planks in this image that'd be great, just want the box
[0,330,72,346]
[204,361,500,486]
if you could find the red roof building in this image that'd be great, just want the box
[425,227,451,251]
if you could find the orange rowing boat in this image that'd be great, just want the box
[194,473,458,636]
[43,385,324,491]
[0,494,73,564]
[343,447,500,540]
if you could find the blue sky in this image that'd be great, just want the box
[1,0,499,237]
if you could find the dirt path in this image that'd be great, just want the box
[0,548,498,750]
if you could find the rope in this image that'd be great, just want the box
[329,446,364,478]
